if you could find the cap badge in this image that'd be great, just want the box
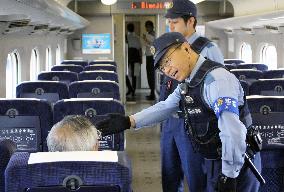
[150,46,156,55]
[176,39,179,42]
[164,2,173,9]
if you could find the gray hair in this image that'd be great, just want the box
[47,115,99,152]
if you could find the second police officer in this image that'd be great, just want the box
[97,32,262,192]
[160,0,224,191]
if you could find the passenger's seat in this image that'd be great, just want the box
[5,151,131,192]
[38,71,78,85]
[69,80,120,100]
[79,71,119,83]
[16,81,69,104]
[247,96,284,192]
[0,99,53,152]
[53,98,125,151]
[0,139,16,192]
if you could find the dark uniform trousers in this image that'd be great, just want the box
[146,56,155,95]
[204,153,261,192]
[161,117,206,192]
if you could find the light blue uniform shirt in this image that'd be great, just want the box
[188,32,224,64]
[132,55,247,178]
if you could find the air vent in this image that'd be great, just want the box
[49,27,61,32]
[224,29,234,34]
[59,28,69,33]
[241,27,255,35]
[265,25,281,34]
[34,24,48,30]
[8,19,30,28]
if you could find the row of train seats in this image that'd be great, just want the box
[17,80,120,102]
[225,60,284,191]
[231,69,284,84]
[0,60,131,191]
[38,71,118,84]
[237,79,284,97]
[51,64,117,73]
[61,60,117,67]
[224,59,268,70]
[40,60,118,83]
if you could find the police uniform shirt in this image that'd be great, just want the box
[132,55,247,178]
[188,32,224,64]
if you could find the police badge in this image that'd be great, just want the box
[164,1,173,9]
[150,46,156,55]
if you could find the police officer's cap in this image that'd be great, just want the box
[165,0,197,18]
[152,32,187,69]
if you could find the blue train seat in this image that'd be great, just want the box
[240,80,250,96]
[230,69,263,85]
[61,60,88,67]
[51,65,84,73]
[53,98,125,150]
[0,99,53,152]
[89,60,117,66]
[0,139,16,192]
[69,80,120,100]
[84,64,117,72]
[5,151,131,192]
[263,69,284,79]
[250,79,284,96]
[38,71,78,85]
[236,63,268,71]
[224,59,244,65]
[16,81,69,104]
[247,96,284,192]
[79,71,119,83]
[225,64,237,70]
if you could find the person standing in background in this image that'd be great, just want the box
[143,20,156,100]
[126,23,142,98]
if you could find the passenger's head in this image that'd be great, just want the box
[127,23,135,32]
[152,32,199,82]
[145,20,154,32]
[47,115,99,152]
[165,0,197,37]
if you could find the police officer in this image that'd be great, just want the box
[160,0,224,191]
[97,32,261,192]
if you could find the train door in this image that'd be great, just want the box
[125,15,156,91]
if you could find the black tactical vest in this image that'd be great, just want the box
[180,60,252,160]
[159,36,212,101]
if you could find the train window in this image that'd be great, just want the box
[240,42,252,63]
[30,48,40,81]
[261,44,277,70]
[56,45,61,65]
[46,47,52,70]
[6,51,20,98]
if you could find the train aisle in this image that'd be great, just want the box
[125,89,189,192]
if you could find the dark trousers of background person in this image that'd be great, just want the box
[146,56,155,98]
[129,61,136,95]
[127,48,140,96]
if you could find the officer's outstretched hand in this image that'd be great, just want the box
[97,113,131,136]
[215,174,236,192]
